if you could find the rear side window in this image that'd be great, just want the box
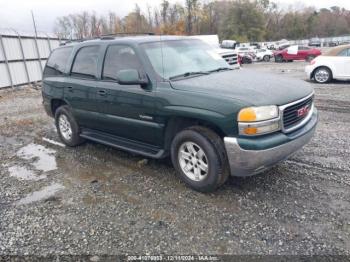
[338,48,350,57]
[44,47,72,77]
[102,45,142,81]
[71,46,100,79]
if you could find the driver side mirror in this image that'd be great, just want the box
[116,69,149,86]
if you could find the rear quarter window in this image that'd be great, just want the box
[44,47,73,77]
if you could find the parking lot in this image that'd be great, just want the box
[0,61,349,256]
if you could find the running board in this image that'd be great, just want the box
[80,129,165,159]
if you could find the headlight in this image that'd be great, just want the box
[238,106,278,122]
[238,106,280,136]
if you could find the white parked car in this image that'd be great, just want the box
[221,40,238,49]
[236,47,256,56]
[193,35,240,69]
[255,49,274,62]
[305,45,350,83]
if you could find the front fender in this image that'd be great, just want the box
[162,105,238,136]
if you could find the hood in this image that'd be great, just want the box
[170,69,313,106]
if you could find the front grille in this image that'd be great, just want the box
[283,95,314,130]
[222,54,238,65]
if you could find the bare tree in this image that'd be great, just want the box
[54,1,350,41]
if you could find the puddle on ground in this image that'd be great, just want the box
[16,143,57,172]
[16,183,65,205]
[7,165,46,181]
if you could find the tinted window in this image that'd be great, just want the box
[44,47,72,77]
[299,46,310,50]
[338,48,350,57]
[71,46,100,79]
[103,45,142,80]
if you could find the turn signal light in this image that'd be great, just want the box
[238,108,256,122]
[243,127,258,135]
[241,122,280,136]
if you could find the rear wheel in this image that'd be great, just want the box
[171,126,229,192]
[55,105,85,146]
[313,67,332,83]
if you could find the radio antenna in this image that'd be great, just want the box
[31,10,38,38]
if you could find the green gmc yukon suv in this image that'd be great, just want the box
[42,35,318,192]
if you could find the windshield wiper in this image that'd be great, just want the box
[208,67,233,73]
[169,71,210,80]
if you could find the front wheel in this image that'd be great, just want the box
[313,67,332,83]
[55,105,85,147]
[275,55,283,63]
[263,55,270,62]
[171,127,229,192]
[242,56,251,64]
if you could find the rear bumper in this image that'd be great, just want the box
[224,109,318,177]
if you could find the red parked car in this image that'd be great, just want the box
[274,45,321,62]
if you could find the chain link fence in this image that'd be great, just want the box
[0,29,63,89]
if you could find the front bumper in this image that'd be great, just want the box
[305,65,314,79]
[224,109,318,177]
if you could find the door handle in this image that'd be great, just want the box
[67,86,73,92]
[98,90,107,96]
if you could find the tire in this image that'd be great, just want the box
[242,57,248,64]
[55,105,85,147]
[171,126,229,192]
[306,55,315,62]
[263,55,270,62]
[313,67,332,84]
[275,55,283,63]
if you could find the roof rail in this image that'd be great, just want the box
[59,33,156,45]
[100,32,155,40]
[60,36,100,46]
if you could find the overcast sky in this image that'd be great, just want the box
[1,0,350,34]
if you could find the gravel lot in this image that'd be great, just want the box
[0,61,349,256]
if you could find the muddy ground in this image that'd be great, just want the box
[0,61,349,256]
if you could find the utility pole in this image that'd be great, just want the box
[31,10,38,37]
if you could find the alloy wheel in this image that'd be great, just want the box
[314,69,330,83]
[178,142,209,182]
[58,114,73,141]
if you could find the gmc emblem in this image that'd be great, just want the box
[297,105,310,117]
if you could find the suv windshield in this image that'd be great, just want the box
[141,39,229,80]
